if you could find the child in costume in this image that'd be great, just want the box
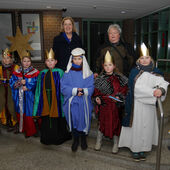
[10,51,40,137]
[60,48,94,152]
[0,48,19,132]
[93,51,128,153]
[118,43,169,161]
[33,48,71,145]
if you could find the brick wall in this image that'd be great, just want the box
[42,10,62,53]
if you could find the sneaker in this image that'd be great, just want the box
[132,152,140,162]
[139,152,146,161]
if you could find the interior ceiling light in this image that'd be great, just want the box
[121,11,126,14]
[46,6,51,9]
[93,5,97,9]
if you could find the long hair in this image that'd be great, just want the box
[60,16,77,33]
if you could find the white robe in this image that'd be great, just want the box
[118,72,169,152]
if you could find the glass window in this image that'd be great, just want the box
[150,13,158,31]
[135,19,141,34]
[157,31,168,71]
[158,31,168,58]
[141,17,149,33]
[142,33,148,45]
[159,9,169,30]
[82,21,87,52]
[150,32,158,60]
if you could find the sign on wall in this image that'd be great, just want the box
[21,13,43,61]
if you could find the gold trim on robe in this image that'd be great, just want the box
[41,71,59,117]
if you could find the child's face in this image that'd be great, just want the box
[103,62,115,75]
[139,55,151,66]
[22,57,31,69]
[72,56,83,66]
[45,58,57,69]
[2,55,13,65]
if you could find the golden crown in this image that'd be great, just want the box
[104,50,114,63]
[20,50,31,59]
[45,48,55,59]
[140,43,150,57]
[2,48,11,58]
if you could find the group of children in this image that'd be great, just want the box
[0,43,169,162]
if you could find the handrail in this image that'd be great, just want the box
[156,59,170,68]
[156,98,164,170]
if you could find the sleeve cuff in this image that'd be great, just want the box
[72,88,78,96]
[83,88,88,96]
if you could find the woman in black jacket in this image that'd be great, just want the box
[53,17,82,71]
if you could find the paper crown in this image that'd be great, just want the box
[21,50,31,59]
[140,43,150,57]
[45,48,55,59]
[2,48,11,58]
[104,50,114,63]
[71,48,85,56]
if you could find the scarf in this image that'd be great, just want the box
[136,62,154,72]
[62,32,71,43]
[95,73,114,95]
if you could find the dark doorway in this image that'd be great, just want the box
[90,22,112,72]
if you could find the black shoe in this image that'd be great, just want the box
[71,136,79,152]
[25,135,30,139]
[33,132,40,137]
[14,123,19,134]
[168,146,170,150]
[81,135,88,150]
[7,126,15,132]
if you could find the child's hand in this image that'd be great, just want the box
[153,89,162,97]
[21,79,26,85]
[96,97,101,105]
[94,73,98,78]
[77,88,84,96]
[115,96,120,99]
[78,88,83,91]
[22,86,27,91]
[77,91,83,96]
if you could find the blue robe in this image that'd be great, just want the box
[60,69,94,134]
[9,66,39,136]
[10,67,39,117]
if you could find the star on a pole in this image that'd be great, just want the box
[6,26,33,59]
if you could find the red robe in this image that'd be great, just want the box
[93,73,128,138]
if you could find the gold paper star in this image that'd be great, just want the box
[6,26,33,59]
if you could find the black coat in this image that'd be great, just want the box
[52,32,82,71]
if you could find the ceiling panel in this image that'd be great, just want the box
[0,0,169,19]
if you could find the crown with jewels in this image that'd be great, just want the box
[2,48,12,58]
